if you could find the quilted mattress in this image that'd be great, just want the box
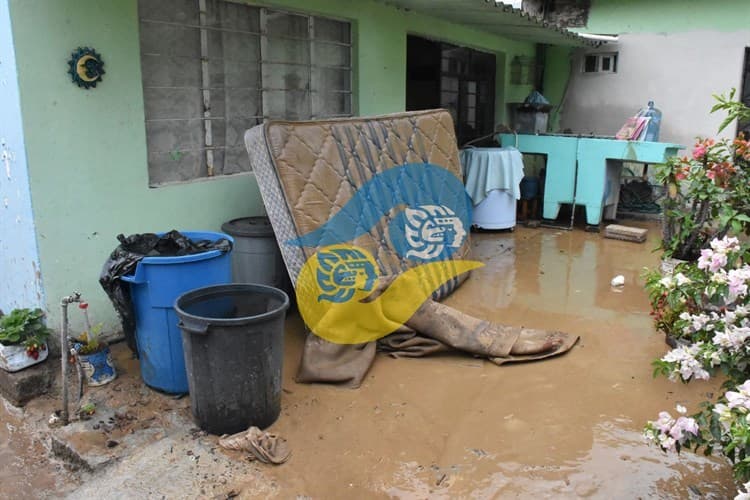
[245,110,575,386]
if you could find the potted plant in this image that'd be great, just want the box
[656,90,750,267]
[0,308,52,372]
[72,303,116,386]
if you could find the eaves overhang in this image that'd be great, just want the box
[377,0,603,47]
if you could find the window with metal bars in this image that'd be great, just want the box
[138,0,352,186]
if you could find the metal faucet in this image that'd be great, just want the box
[60,292,82,425]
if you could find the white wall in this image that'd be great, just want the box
[560,31,749,147]
[0,0,44,313]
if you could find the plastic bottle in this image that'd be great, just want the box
[637,101,662,142]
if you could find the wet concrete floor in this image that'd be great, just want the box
[0,393,73,498]
[0,222,738,498]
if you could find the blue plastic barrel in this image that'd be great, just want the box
[120,231,233,393]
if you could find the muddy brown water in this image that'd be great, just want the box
[0,223,737,498]
[252,223,735,498]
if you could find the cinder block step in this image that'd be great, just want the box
[603,224,648,243]
[0,358,56,407]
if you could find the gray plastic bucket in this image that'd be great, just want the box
[220,217,289,293]
[175,283,289,435]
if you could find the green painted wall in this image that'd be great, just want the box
[543,45,573,132]
[586,0,750,34]
[8,0,539,332]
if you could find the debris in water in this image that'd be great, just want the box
[219,426,290,465]
[610,275,625,287]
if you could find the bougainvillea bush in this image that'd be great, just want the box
[657,90,750,261]
[644,92,750,497]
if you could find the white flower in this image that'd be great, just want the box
[725,310,738,326]
[725,389,750,411]
[658,433,677,452]
[670,416,699,440]
[655,411,675,433]
[688,313,711,332]
[738,380,750,396]
[659,276,675,288]
[709,351,722,366]
[735,480,750,500]
[711,236,741,254]
[646,406,700,454]
[662,342,711,381]
[714,326,750,353]
[674,273,692,286]
[711,269,729,284]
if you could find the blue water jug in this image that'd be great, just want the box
[638,101,662,142]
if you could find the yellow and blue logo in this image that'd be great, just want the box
[287,163,483,344]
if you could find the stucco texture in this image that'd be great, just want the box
[8,0,538,331]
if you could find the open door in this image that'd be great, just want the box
[740,47,750,137]
[406,35,496,147]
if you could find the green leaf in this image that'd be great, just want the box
[718,116,734,134]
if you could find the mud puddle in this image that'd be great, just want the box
[1,223,737,498]
[238,223,735,498]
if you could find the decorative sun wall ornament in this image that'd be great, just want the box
[67,47,105,89]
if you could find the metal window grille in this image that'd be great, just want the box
[582,52,618,74]
[138,0,352,186]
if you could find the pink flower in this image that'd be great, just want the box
[698,248,713,270]
[655,411,674,432]
[725,389,750,410]
[710,252,728,272]
[728,274,748,299]
[669,416,699,440]
[693,145,707,160]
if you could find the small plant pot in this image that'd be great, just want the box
[77,345,116,386]
[664,333,691,349]
[0,342,48,372]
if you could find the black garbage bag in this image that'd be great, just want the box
[99,230,232,355]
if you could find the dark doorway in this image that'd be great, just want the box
[406,35,496,147]
[740,47,750,137]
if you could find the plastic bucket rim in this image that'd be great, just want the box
[221,217,274,238]
[174,283,290,329]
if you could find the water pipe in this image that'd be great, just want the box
[60,292,82,425]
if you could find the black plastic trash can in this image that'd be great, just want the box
[174,284,289,435]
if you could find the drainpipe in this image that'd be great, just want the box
[535,43,546,94]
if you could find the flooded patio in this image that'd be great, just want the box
[0,222,737,498]
[249,222,734,498]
